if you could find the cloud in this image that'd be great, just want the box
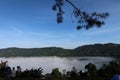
[82,26,120,36]
[11,26,24,35]
[0,26,24,36]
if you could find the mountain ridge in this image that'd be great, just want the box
[0,43,120,57]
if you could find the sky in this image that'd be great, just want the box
[0,0,120,49]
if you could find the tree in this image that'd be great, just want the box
[85,63,97,76]
[52,0,109,30]
[51,68,62,78]
[69,67,78,80]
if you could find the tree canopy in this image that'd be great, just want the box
[52,0,109,30]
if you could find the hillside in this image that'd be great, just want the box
[0,43,120,57]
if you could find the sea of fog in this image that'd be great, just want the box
[0,57,117,74]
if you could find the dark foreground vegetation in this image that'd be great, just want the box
[0,43,120,57]
[0,60,120,80]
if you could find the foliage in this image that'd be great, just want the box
[85,63,97,76]
[52,0,109,30]
[51,68,61,78]
[0,61,120,80]
[0,43,120,57]
[72,43,120,57]
[21,67,43,78]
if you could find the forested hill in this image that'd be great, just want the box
[0,43,120,57]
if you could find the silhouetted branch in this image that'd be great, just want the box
[52,0,109,30]
[66,0,79,11]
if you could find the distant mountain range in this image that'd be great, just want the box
[0,43,120,57]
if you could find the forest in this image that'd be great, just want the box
[0,43,120,57]
[0,60,120,80]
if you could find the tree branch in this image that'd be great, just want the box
[66,0,79,11]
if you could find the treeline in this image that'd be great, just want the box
[0,43,120,57]
[0,61,120,80]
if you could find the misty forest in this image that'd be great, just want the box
[0,0,120,80]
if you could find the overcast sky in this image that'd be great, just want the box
[0,0,120,49]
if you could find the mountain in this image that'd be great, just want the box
[0,47,70,57]
[0,43,120,57]
[72,43,120,57]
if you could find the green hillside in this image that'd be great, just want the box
[0,43,120,57]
